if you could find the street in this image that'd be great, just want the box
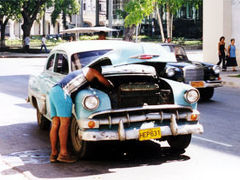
[0,58,240,180]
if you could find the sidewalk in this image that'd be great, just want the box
[220,70,240,88]
[0,51,48,58]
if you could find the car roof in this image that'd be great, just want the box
[51,40,138,55]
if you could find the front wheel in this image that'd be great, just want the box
[70,116,93,159]
[167,134,192,151]
[199,87,214,101]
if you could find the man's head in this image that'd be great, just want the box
[98,31,106,40]
[166,37,171,43]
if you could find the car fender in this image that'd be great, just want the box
[160,78,198,110]
[74,88,111,120]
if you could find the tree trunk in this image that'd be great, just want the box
[155,4,165,42]
[0,17,9,48]
[166,3,171,39]
[21,21,33,39]
[170,14,173,38]
[123,25,135,42]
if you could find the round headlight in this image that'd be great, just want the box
[213,65,220,74]
[166,67,175,77]
[184,89,200,104]
[83,95,99,110]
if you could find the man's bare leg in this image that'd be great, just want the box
[50,116,60,162]
[58,117,71,156]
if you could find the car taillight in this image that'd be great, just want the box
[138,55,154,59]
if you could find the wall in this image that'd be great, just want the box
[232,0,240,65]
[203,0,232,64]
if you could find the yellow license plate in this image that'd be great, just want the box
[139,127,161,141]
[190,81,204,88]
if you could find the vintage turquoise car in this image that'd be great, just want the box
[28,40,203,158]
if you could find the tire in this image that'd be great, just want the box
[199,87,214,101]
[70,116,92,159]
[36,108,50,130]
[167,134,192,151]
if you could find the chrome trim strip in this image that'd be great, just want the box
[88,104,192,119]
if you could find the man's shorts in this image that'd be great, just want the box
[49,85,72,118]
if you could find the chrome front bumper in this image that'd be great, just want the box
[78,106,204,141]
[203,80,223,88]
[188,80,223,88]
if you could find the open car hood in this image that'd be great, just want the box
[101,64,157,76]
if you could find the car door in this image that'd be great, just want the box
[44,52,69,119]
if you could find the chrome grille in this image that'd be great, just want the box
[184,67,204,83]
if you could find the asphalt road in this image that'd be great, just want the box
[0,58,239,180]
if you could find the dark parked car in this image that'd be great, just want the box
[160,43,222,101]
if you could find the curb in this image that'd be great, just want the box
[222,81,240,88]
[0,55,47,58]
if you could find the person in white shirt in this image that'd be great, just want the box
[24,36,30,53]
[40,35,48,53]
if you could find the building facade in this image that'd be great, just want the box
[72,0,107,27]
[203,0,240,65]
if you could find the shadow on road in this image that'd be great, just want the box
[0,122,190,179]
[0,75,30,99]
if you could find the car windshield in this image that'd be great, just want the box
[71,49,112,70]
[162,45,189,62]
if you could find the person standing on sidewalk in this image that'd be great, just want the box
[40,35,48,53]
[24,36,30,53]
[217,36,227,71]
[227,38,238,71]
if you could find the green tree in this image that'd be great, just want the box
[20,0,50,39]
[158,0,184,39]
[124,0,154,41]
[20,0,79,40]
[0,0,21,47]
[51,0,80,29]
[124,0,202,41]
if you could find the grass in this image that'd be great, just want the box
[228,74,240,78]
[5,38,65,48]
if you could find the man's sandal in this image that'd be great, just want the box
[57,154,77,163]
[50,154,58,163]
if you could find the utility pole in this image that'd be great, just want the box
[42,7,46,35]
[96,0,100,26]
[79,0,84,27]
[108,0,113,37]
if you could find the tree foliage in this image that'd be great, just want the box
[51,0,80,29]
[124,0,155,27]
[20,0,51,38]
[124,0,202,40]
[0,0,21,45]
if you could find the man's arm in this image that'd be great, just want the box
[85,68,112,88]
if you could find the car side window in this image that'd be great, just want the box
[54,53,69,75]
[46,54,55,71]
